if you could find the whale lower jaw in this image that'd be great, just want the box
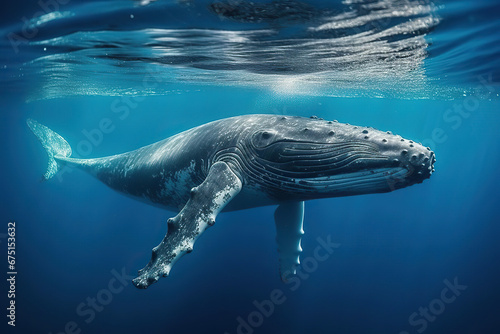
[290,167,409,195]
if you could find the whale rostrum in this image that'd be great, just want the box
[28,114,435,288]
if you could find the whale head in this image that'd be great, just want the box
[244,115,435,200]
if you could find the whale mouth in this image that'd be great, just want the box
[288,167,410,194]
[251,139,389,177]
[246,139,401,196]
[245,165,410,198]
[244,136,435,198]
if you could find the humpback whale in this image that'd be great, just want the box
[28,114,435,289]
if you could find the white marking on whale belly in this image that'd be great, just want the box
[158,160,197,208]
[303,167,408,192]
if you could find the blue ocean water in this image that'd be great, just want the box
[1,0,499,334]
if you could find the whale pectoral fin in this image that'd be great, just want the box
[132,161,242,289]
[274,201,305,282]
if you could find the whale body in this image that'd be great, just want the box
[28,114,435,288]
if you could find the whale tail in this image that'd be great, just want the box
[27,119,72,180]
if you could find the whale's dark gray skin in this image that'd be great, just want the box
[28,114,435,289]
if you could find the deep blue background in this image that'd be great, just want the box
[1,0,500,333]
[1,90,500,334]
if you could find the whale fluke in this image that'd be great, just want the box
[27,119,72,180]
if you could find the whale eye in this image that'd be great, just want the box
[252,130,277,148]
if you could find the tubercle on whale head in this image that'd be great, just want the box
[243,115,435,197]
[351,125,436,187]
